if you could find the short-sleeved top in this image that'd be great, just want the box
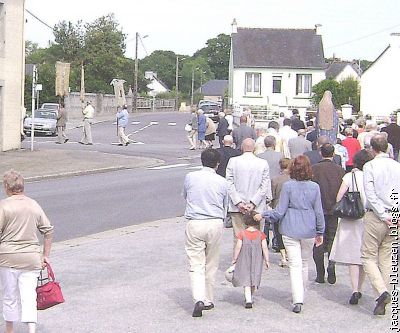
[237,229,266,241]
[0,195,54,270]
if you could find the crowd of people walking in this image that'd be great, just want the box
[183,104,400,318]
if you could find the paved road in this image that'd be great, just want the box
[11,112,207,241]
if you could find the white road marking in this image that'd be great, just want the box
[131,121,141,125]
[177,155,201,160]
[186,166,203,170]
[150,121,159,125]
[112,121,117,125]
[168,122,176,126]
[148,163,189,170]
[111,141,144,145]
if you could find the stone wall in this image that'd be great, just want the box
[65,92,176,119]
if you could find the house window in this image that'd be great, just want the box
[0,2,4,57]
[245,72,261,95]
[296,74,312,95]
[272,76,282,93]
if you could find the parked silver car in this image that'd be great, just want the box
[24,109,57,136]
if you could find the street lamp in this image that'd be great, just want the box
[190,67,200,107]
[175,56,186,111]
[134,33,149,112]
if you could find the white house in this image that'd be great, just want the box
[0,0,25,151]
[228,25,326,117]
[360,33,400,118]
[325,61,361,82]
[145,71,169,97]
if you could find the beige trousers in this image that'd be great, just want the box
[185,218,223,304]
[56,126,67,143]
[118,127,130,145]
[187,130,197,148]
[361,212,394,296]
[81,118,93,144]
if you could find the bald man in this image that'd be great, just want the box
[226,138,271,244]
[216,135,241,178]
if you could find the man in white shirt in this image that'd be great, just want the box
[183,149,228,317]
[279,118,298,158]
[362,134,400,315]
[79,101,95,145]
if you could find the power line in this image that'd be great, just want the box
[326,23,400,49]
[25,9,53,30]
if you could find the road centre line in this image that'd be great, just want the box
[148,163,190,170]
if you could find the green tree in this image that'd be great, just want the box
[312,78,360,112]
[194,33,231,79]
[139,50,179,90]
[179,57,214,95]
[311,79,341,107]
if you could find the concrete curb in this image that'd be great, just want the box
[52,216,185,251]
[23,158,164,183]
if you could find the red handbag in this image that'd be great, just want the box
[36,263,65,310]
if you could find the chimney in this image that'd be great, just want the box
[315,23,322,35]
[390,32,400,48]
[231,18,237,34]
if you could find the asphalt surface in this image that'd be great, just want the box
[2,112,203,241]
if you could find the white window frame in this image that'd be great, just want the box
[296,74,312,96]
[272,75,282,94]
[245,72,261,96]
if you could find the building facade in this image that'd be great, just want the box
[0,0,25,151]
[228,25,326,118]
[360,33,400,118]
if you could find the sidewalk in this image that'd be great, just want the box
[0,148,162,182]
[1,217,390,333]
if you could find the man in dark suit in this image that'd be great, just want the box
[312,143,346,284]
[304,135,342,167]
[216,135,241,178]
[232,115,256,149]
[216,112,229,148]
[290,109,306,132]
[381,115,400,161]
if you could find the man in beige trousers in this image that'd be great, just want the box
[79,101,94,145]
[362,134,400,315]
[183,149,228,317]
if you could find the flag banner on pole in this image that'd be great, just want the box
[110,79,126,107]
[55,61,70,97]
[80,64,85,103]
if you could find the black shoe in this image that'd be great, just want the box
[315,276,325,284]
[55,142,62,144]
[192,301,205,317]
[245,302,253,309]
[204,303,214,310]
[118,143,123,146]
[374,291,391,315]
[327,264,336,284]
[78,141,84,145]
[349,292,362,305]
[64,138,69,143]
[292,303,302,313]
[86,143,93,145]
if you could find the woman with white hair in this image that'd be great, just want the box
[0,170,54,333]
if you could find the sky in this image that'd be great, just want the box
[25,0,400,61]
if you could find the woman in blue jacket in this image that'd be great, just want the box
[254,155,325,314]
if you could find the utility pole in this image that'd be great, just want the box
[175,56,179,111]
[190,67,195,107]
[133,32,139,112]
[30,65,37,152]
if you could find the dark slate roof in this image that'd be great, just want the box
[325,61,361,79]
[196,80,228,96]
[232,28,325,69]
